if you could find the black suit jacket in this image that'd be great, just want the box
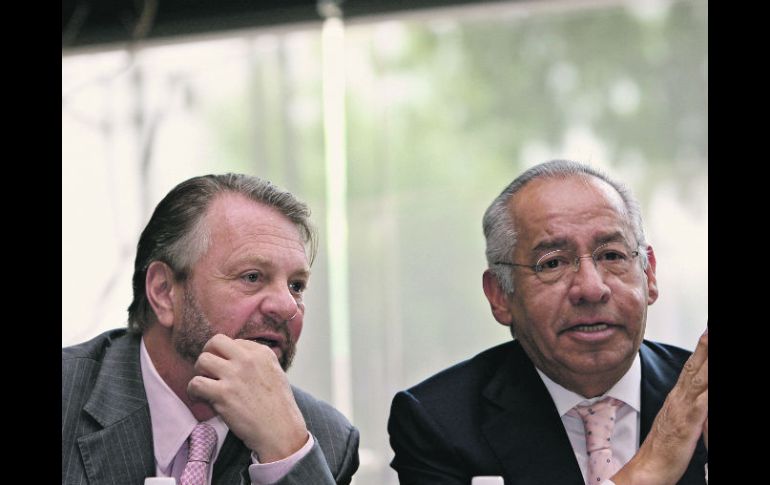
[388,339,707,485]
[62,329,360,485]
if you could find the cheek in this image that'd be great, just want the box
[204,298,252,332]
[288,318,303,341]
[522,281,563,314]
[617,284,648,315]
[511,291,559,338]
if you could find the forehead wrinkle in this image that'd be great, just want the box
[595,231,632,246]
[227,230,306,251]
[513,176,635,257]
[207,205,306,251]
[235,252,307,271]
[221,243,309,273]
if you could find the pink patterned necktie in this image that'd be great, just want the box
[572,397,623,485]
[179,423,218,485]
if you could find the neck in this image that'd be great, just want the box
[567,380,617,399]
[542,363,629,399]
[143,325,218,421]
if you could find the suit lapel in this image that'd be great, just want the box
[480,342,584,485]
[212,431,251,485]
[77,334,155,484]
[478,341,706,485]
[638,342,671,445]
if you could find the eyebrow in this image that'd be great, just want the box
[594,231,629,246]
[293,268,312,280]
[531,238,570,254]
[235,255,311,279]
[530,231,629,254]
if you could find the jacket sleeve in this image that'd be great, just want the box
[272,426,359,485]
[388,390,469,485]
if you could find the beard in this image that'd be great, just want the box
[173,286,297,371]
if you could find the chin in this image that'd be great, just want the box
[578,350,634,373]
[189,401,217,421]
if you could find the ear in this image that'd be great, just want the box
[482,269,514,326]
[145,261,180,328]
[643,245,659,305]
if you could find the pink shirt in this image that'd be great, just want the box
[140,338,313,484]
[536,354,641,485]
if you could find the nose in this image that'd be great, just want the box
[567,255,610,305]
[570,254,595,273]
[260,284,301,323]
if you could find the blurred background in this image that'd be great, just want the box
[62,0,707,483]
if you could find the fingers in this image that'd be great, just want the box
[202,333,280,364]
[693,355,707,396]
[682,330,707,375]
[201,333,240,359]
[187,373,219,403]
[189,334,279,398]
[612,331,708,485]
[672,330,708,422]
[188,332,284,396]
[186,333,307,462]
[676,330,708,395]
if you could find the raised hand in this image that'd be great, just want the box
[187,334,309,462]
[612,329,708,485]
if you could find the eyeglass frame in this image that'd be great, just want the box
[493,241,642,284]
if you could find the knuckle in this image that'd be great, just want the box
[692,375,703,387]
[196,352,211,366]
[188,375,203,392]
[211,333,227,344]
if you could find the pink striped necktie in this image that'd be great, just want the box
[571,397,623,485]
[179,423,218,485]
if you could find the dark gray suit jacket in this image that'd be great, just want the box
[62,329,359,485]
[388,339,707,485]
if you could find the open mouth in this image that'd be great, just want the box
[559,322,616,335]
[570,323,610,332]
[251,337,280,348]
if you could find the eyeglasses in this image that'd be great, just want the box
[494,242,641,284]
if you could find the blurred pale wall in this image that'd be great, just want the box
[62,1,707,483]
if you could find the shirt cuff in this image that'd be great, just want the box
[248,432,314,485]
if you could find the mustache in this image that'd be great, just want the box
[235,316,297,371]
[235,315,291,340]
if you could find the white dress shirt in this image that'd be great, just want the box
[140,338,313,484]
[535,354,642,485]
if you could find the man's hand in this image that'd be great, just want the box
[612,330,708,485]
[187,334,309,463]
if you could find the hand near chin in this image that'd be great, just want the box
[186,333,309,462]
[612,330,708,485]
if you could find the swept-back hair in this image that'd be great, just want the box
[127,173,317,333]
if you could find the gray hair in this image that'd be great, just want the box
[482,160,648,294]
[127,173,318,333]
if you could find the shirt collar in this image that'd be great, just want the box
[140,338,229,473]
[535,351,641,417]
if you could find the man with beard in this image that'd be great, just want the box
[62,174,360,485]
[388,160,707,485]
